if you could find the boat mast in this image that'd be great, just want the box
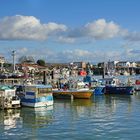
[12,50,16,72]
[102,62,105,79]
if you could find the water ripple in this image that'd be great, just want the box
[1,94,140,139]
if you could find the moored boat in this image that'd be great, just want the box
[94,86,105,95]
[102,78,134,95]
[0,85,20,109]
[53,89,93,99]
[71,90,92,99]
[105,85,134,95]
[53,81,93,99]
[16,84,53,107]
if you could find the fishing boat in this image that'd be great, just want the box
[94,86,105,95]
[105,85,134,95]
[53,89,93,99]
[53,81,93,99]
[83,75,104,95]
[102,78,134,95]
[0,85,20,109]
[16,84,53,107]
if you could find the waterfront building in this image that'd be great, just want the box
[107,61,119,70]
[116,61,131,67]
[72,62,87,69]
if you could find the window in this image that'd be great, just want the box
[38,88,52,94]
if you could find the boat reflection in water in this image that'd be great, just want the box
[0,106,53,139]
[72,99,93,107]
[0,109,22,131]
[55,93,132,119]
[93,94,132,113]
[55,98,93,107]
[54,98,93,119]
[20,106,53,128]
[0,92,138,140]
[133,91,140,100]
[71,99,93,118]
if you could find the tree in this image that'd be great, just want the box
[37,59,46,66]
[3,63,12,68]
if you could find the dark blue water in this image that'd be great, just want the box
[1,92,140,140]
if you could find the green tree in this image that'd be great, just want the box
[3,63,12,69]
[37,59,46,66]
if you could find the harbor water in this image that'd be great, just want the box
[1,91,140,140]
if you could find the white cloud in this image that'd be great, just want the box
[57,36,75,43]
[10,46,139,63]
[45,22,67,35]
[0,15,67,40]
[64,19,123,41]
[0,16,127,42]
[84,19,121,39]
[0,15,139,44]
[17,47,28,53]
[19,48,115,62]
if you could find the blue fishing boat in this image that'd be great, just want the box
[94,86,105,95]
[17,84,53,107]
[105,85,134,95]
[93,79,105,95]
[102,78,134,95]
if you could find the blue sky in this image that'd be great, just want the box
[0,0,140,63]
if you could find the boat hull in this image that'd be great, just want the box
[53,90,93,99]
[94,86,105,95]
[21,96,53,107]
[105,86,134,95]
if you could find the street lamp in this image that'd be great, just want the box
[12,50,16,72]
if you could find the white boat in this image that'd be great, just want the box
[0,85,20,109]
[17,84,53,107]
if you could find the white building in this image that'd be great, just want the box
[130,62,137,67]
[108,61,119,69]
[116,61,131,67]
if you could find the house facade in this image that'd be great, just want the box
[116,61,131,67]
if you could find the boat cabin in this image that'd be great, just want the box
[0,85,20,109]
[19,84,53,107]
[98,78,120,86]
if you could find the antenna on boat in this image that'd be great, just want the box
[102,62,105,79]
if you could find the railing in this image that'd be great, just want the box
[0,78,23,85]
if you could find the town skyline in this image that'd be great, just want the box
[0,0,140,63]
